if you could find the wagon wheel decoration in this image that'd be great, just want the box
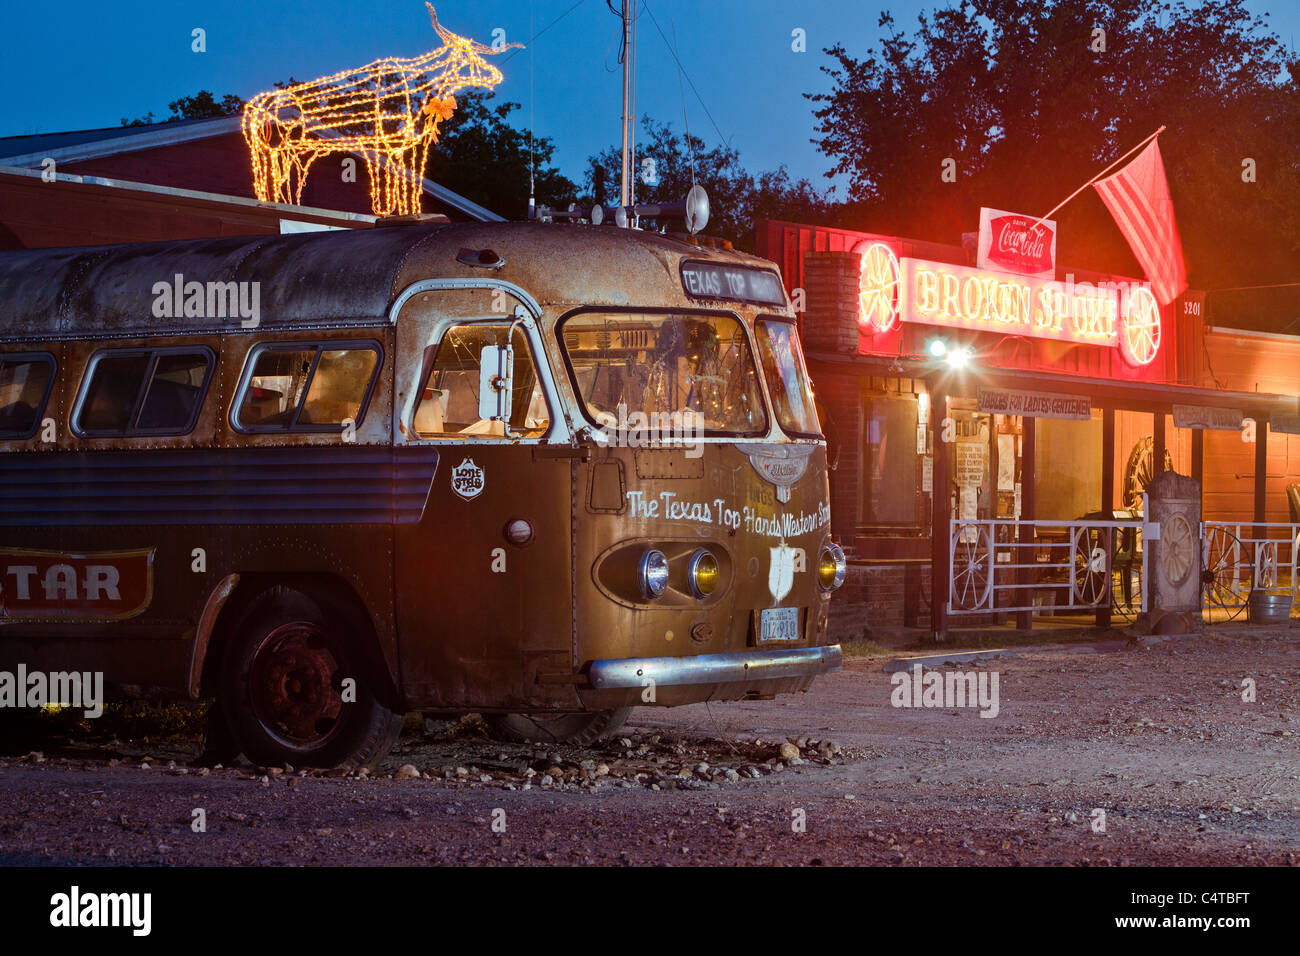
[1072,526,1110,606]
[1159,513,1196,587]
[857,243,901,334]
[1256,540,1279,589]
[1123,436,1173,513]
[950,523,993,611]
[1121,286,1162,366]
[1202,526,1252,621]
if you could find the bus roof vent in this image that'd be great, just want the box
[456,248,505,269]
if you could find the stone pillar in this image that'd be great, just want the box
[1145,470,1202,634]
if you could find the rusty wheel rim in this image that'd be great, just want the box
[249,622,345,750]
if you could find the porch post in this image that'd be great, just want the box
[1254,418,1268,527]
[1098,406,1115,628]
[930,383,949,643]
[1015,417,1036,630]
[1153,410,1167,475]
[1191,427,1204,502]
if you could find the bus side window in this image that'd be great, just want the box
[75,348,213,437]
[234,342,381,432]
[0,353,56,439]
[414,324,549,439]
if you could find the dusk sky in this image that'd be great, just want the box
[2,0,1295,197]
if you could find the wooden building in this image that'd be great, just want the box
[0,115,500,249]
[757,219,1300,640]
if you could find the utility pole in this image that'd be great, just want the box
[619,0,633,210]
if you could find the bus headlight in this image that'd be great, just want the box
[639,549,670,599]
[818,542,847,591]
[688,549,720,598]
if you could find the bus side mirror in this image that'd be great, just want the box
[478,344,514,422]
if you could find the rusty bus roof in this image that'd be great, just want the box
[0,223,785,343]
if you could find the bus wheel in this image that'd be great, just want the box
[484,709,632,746]
[220,587,402,770]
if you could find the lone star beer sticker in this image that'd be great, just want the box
[242,3,520,216]
[451,458,485,500]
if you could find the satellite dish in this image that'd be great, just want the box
[684,184,709,235]
[613,205,629,229]
[590,204,604,225]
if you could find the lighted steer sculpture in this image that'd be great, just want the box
[243,3,519,216]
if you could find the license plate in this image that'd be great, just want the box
[759,606,801,642]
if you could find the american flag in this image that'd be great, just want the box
[1092,137,1188,305]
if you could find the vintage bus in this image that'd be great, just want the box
[0,222,844,769]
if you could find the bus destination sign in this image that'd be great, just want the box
[680,260,787,307]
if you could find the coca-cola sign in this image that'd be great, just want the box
[977,207,1057,279]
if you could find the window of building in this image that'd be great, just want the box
[0,353,56,439]
[414,324,549,438]
[234,341,381,433]
[74,347,213,437]
[862,392,920,527]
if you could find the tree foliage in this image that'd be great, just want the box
[809,0,1299,292]
[424,92,578,221]
[589,116,834,251]
[121,90,245,127]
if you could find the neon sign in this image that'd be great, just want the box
[858,243,901,333]
[242,4,518,217]
[856,245,1161,365]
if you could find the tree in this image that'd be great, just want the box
[121,90,245,127]
[423,92,578,220]
[809,0,1300,293]
[589,116,834,251]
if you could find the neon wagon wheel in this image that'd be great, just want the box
[222,587,402,769]
[1122,286,1162,365]
[857,243,901,333]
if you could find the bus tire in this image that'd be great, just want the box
[484,708,632,746]
[220,586,402,771]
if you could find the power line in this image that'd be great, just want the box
[641,0,732,147]
[500,0,589,67]
[1211,282,1300,292]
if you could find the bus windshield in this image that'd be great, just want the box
[755,318,821,437]
[560,311,767,436]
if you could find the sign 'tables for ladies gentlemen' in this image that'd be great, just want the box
[977,208,1057,280]
[977,387,1092,421]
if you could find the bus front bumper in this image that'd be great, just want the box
[588,645,843,690]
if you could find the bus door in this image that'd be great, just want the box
[392,289,580,712]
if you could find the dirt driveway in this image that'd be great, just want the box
[0,625,1297,865]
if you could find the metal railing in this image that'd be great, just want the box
[1200,520,1300,621]
[948,515,1146,617]
[946,510,1300,624]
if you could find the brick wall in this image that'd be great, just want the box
[801,251,861,354]
[827,563,932,642]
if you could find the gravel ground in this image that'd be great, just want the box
[0,625,1297,866]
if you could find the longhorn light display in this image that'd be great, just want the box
[856,244,1162,366]
[242,3,518,216]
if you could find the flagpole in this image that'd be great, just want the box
[1028,125,1166,233]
